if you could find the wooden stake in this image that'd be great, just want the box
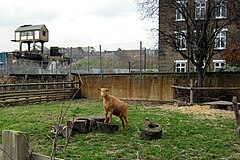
[232,96,240,143]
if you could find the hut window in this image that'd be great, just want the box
[35,31,39,39]
[15,32,20,40]
[43,31,46,37]
[21,31,28,40]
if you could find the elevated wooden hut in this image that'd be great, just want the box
[12,24,49,53]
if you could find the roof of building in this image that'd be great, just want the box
[15,24,47,32]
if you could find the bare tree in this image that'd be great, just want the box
[161,0,240,86]
[135,0,162,70]
[225,43,240,67]
[137,0,240,86]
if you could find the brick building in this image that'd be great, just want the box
[159,0,240,73]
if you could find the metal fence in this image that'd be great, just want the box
[1,42,175,75]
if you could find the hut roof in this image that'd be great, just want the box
[15,24,47,32]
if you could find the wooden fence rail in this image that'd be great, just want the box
[0,81,81,106]
[172,80,240,104]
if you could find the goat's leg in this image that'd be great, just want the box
[123,114,128,129]
[104,111,108,123]
[120,116,125,129]
[108,112,113,124]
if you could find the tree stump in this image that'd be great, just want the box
[96,121,119,133]
[74,116,107,132]
[67,119,88,134]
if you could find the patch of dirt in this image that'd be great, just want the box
[156,104,235,120]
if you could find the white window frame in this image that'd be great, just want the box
[174,60,187,73]
[215,28,228,50]
[175,31,187,50]
[176,0,187,21]
[213,60,226,71]
[215,0,227,19]
[195,0,207,20]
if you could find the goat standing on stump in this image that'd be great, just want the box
[98,88,128,129]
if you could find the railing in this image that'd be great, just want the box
[0,81,81,106]
[172,80,240,104]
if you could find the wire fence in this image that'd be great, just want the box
[0,41,175,75]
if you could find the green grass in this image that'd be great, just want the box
[0,99,240,159]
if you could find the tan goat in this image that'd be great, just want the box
[98,88,128,129]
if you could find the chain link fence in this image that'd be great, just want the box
[1,42,175,75]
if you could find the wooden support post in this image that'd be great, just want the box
[63,81,65,90]
[232,96,240,143]
[46,81,49,101]
[46,81,48,90]
[189,79,193,105]
[38,80,41,90]
[53,80,56,89]
[2,130,30,160]
[63,81,65,99]
[25,82,28,91]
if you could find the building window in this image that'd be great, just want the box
[213,60,226,71]
[176,1,187,21]
[174,60,187,73]
[216,0,227,19]
[215,29,227,50]
[175,31,187,50]
[195,0,206,19]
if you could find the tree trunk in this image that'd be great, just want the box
[196,67,204,87]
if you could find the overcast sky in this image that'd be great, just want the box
[0,0,155,52]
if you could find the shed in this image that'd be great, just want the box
[12,24,49,53]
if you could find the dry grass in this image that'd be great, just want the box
[147,104,235,120]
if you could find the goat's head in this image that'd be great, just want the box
[98,88,109,97]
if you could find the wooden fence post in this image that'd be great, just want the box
[190,79,193,105]
[232,96,240,143]
[2,130,30,160]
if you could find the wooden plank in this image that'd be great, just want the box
[0,88,76,95]
[0,89,75,97]
[192,87,240,90]
[171,85,191,90]
[0,92,77,105]
[203,101,240,105]
[172,86,240,90]
[0,80,80,105]
[0,81,77,88]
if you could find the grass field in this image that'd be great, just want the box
[0,99,240,160]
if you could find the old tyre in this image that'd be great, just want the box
[140,125,162,140]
